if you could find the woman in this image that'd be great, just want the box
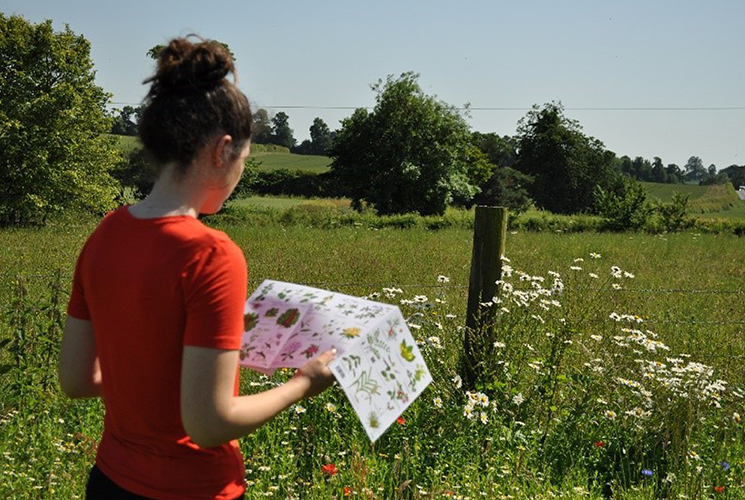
[58,37,336,500]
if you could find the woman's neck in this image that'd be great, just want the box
[129,166,204,219]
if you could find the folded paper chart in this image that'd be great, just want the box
[239,280,432,441]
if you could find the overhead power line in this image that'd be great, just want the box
[108,102,745,111]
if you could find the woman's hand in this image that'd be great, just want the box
[293,349,337,398]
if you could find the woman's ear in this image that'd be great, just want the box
[211,134,234,167]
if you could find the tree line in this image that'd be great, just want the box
[2,15,744,226]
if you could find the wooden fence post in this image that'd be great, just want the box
[462,205,508,386]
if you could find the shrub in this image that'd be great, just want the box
[655,192,693,232]
[594,178,652,231]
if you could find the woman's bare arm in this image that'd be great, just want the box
[58,316,103,398]
[180,346,336,448]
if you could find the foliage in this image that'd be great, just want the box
[472,166,533,214]
[251,108,273,144]
[109,105,141,136]
[515,102,618,214]
[0,14,120,226]
[594,177,653,231]
[111,147,153,200]
[330,72,476,216]
[247,168,336,199]
[270,111,297,149]
[655,192,693,233]
[684,156,707,182]
[293,117,334,156]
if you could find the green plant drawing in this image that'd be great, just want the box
[399,339,416,362]
[243,312,259,331]
[265,307,279,317]
[352,369,381,402]
[276,308,301,328]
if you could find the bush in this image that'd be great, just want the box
[655,192,693,232]
[594,178,652,231]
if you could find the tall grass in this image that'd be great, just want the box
[1,220,744,498]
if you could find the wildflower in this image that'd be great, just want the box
[573,258,584,263]
[321,463,338,476]
[325,403,336,413]
[480,412,488,424]
[427,336,443,349]
[570,266,582,271]
[687,451,701,461]
[396,416,405,425]
[594,441,605,448]
[478,393,489,408]
[623,271,635,279]
[463,405,475,420]
[734,412,741,423]
[720,461,730,471]
[589,273,599,279]
[611,266,623,278]
[294,405,306,414]
[437,275,450,283]
[604,410,617,420]
[641,469,653,477]
[612,283,622,290]
[714,486,725,493]
[344,486,352,496]
[512,393,524,405]
[433,397,443,408]
[590,252,601,259]
[493,341,506,349]
[413,295,428,303]
[590,334,603,342]
[445,314,456,319]
[452,374,463,389]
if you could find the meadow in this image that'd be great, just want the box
[1,209,744,499]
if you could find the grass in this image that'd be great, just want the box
[641,181,745,220]
[2,215,745,498]
[250,152,331,173]
[640,182,709,202]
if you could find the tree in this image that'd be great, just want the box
[330,72,475,216]
[110,105,142,136]
[684,156,706,182]
[651,157,668,183]
[308,117,332,155]
[470,132,532,212]
[270,111,296,149]
[251,108,273,144]
[666,163,683,183]
[514,102,617,214]
[0,15,120,226]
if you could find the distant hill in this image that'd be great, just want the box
[641,181,745,219]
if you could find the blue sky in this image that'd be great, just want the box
[5,1,744,169]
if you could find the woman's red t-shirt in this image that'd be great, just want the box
[67,206,247,500]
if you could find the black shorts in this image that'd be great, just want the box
[86,465,245,500]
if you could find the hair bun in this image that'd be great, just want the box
[146,36,235,97]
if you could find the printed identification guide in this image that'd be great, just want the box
[239,280,432,441]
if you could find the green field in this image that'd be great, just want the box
[2,215,745,498]
[250,152,331,172]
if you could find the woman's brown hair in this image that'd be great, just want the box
[139,36,252,177]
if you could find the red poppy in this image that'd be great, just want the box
[321,463,338,476]
[714,485,725,493]
[344,486,352,496]
[397,416,406,425]
[594,441,605,447]
[444,491,453,496]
